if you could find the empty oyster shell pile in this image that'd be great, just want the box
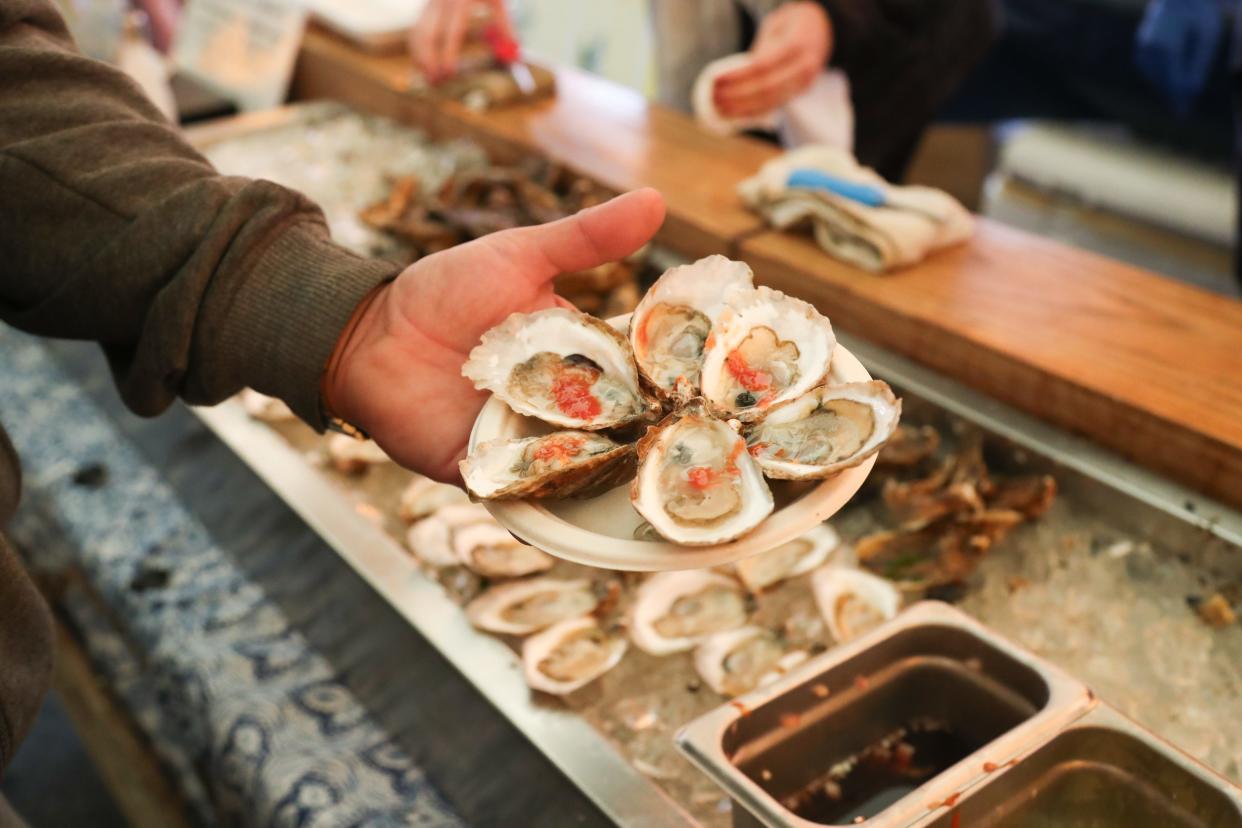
[460,255,902,547]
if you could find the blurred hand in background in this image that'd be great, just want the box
[410,0,515,82]
[713,1,832,119]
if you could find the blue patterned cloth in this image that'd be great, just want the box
[0,326,464,828]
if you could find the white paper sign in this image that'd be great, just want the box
[172,0,308,112]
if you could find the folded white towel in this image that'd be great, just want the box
[692,54,853,152]
[740,145,974,272]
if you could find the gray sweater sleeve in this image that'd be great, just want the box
[0,0,401,427]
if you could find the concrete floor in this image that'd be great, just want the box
[1,693,129,828]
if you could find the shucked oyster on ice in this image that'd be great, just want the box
[522,616,628,695]
[628,255,754,402]
[466,577,601,635]
[629,570,751,655]
[700,286,836,422]
[734,523,842,593]
[451,521,554,578]
[747,381,901,479]
[693,626,809,697]
[460,431,634,500]
[631,402,773,546]
[398,476,469,523]
[463,307,658,430]
[406,503,494,567]
[812,564,901,643]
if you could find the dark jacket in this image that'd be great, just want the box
[0,0,400,772]
[811,0,999,178]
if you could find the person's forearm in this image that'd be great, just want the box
[0,0,399,426]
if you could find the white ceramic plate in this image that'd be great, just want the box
[467,316,877,572]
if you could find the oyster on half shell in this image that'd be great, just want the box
[522,616,627,695]
[629,570,751,655]
[398,476,469,523]
[747,381,901,479]
[700,286,835,422]
[734,523,843,593]
[405,503,494,567]
[452,521,554,578]
[628,255,754,402]
[631,402,773,545]
[693,626,809,697]
[463,307,658,430]
[460,431,634,500]
[466,577,600,635]
[811,565,901,643]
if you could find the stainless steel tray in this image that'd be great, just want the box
[912,703,1242,828]
[675,602,1094,828]
[189,103,1242,826]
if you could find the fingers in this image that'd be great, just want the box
[411,0,445,79]
[498,188,666,286]
[716,57,816,118]
[439,2,472,82]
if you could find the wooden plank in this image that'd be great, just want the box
[290,26,774,258]
[738,224,1242,508]
[49,612,193,828]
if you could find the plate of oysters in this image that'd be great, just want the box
[462,255,900,571]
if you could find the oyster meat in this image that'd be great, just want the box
[460,431,634,500]
[522,616,627,695]
[398,476,469,523]
[812,565,901,643]
[466,577,600,635]
[734,523,842,593]
[700,286,835,422]
[747,381,901,479]
[631,403,773,545]
[452,521,554,578]
[693,626,809,697]
[628,255,754,401]
[463,307,658,430]
[629,571,751,655]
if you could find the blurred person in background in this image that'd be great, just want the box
[411,0,997,180]
[0,2,663,821]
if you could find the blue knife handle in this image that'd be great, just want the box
[787,168,886,208]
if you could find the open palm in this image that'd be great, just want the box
[325,188,666,482]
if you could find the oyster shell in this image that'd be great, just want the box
[452,521,554,578]
[628,255,754,401]
[465,577,600,635]
[326,434,390,475]
[693,626,809,697]
[405,503,493,567]
[746,381,901,479]
[700,286,835,422]
[811,565,900,643]
[629,571,751,655]
[397,476,469,523]
[240,389,294,422]
[460,431,634,500]
[631,403,773,546]
[734,523,842,593]
[522,616,627,695]
[462,307,658,430]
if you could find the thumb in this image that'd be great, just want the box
[496,187,666,288]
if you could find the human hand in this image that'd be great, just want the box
[323,188,666,483]
[713,2,832,119]
[410,0,516,82]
